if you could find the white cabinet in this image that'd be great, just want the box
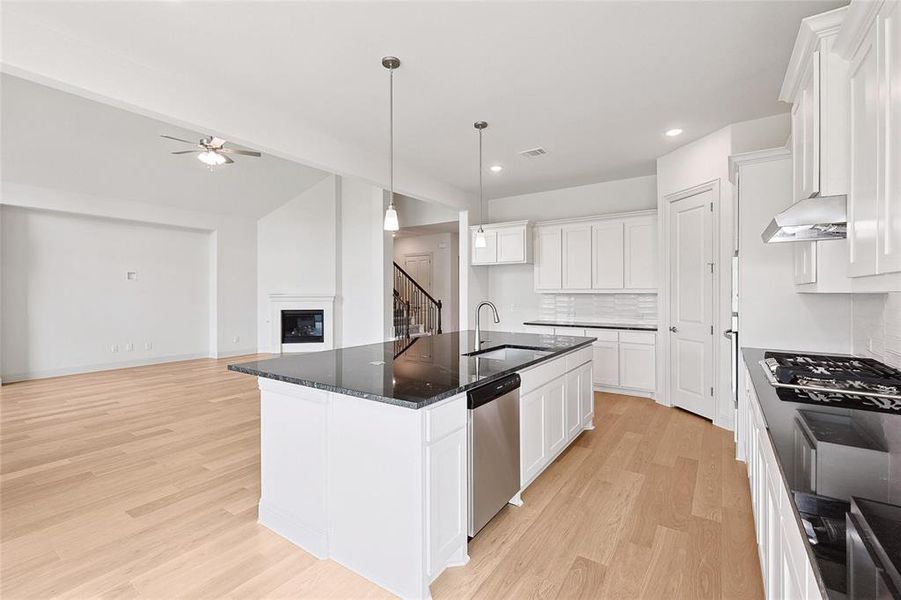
[562,224,593,289]
[426,426,467,578]
[791,53,821,202]
[793,241,818,284]
[534,211,658,293]
[587,329,656,395]
[591,220,624,288]
[470,221,532,266]
[623,217,657,289]
[840,0,901,278]
[519,349,593,490]
[535,226,563,289]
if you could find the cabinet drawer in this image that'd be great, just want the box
[586,329,618,342]
[519,356,566,394]
[619,331,655,345]
[425,396,466,443]
[565,346,593,371]
[554,327,585,337]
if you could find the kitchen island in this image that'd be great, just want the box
[229,330,595,600]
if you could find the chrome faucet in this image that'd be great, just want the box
[474,301,500,351]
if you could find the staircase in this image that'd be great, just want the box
[393,262,442,341]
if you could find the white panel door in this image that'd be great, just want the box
[848,27,879,277]
[562,224,593,289]
[472,229,498,265]
[564,369,581,441]
[591,220,624,289]
[668,188,715,420]
[591,341,619,387]
[426,427,466,578]
[619,342,656,392]
[878,1,901,274]
[497,227,526,263]
[535,227,563,290]
[520,388,546,485]
[624,218,657,289]
[404,253,432,293]
[544,379,566,456]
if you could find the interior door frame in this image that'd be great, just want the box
[661,179,721,419]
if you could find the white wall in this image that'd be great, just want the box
[482,175,658,332]
[738,155,852,352]
[393,232,459,332]
[395,195,459,228]
[1,182,258,372]
[257,176,339,349]
[656,113,791,430]
[1,205,211,381]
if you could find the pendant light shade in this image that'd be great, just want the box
[383,56,401,231]
[474,121,488,245]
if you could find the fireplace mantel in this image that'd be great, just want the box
[268,294,335,353]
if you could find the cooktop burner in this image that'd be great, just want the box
[762,352,901,415]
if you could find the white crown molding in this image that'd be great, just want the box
[728,147,792,184]
[779,6,848,103]
[535,208,657,227]
[835,0,884,59]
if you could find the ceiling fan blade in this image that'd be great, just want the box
[171,150,201,155]
[221,154,234,164]
[218,148,262,157]
[160,134,198,145]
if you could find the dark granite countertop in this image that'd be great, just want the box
[523,320,658,331]
[743,347,901,599]
[229,330,595,410]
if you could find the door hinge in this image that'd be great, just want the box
[710,387,714,396]
[709,202,714,212]
[708,262,715,273]
[710,325,714,335]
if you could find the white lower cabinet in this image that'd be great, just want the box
[426,426,467,579]
[591,340,620,386]
[588,329,656,395]
[619,341,656,391]
[520,350,593,490]
[737,361,824,600]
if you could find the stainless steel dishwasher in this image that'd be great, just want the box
[467,373,521,537]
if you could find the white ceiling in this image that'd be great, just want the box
[2,1,844,202]
[1,75,329,217]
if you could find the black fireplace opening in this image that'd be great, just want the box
[281,309,324,344]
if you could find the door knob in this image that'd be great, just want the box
[669,326,678,333]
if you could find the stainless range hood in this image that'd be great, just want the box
[761,194,847,243]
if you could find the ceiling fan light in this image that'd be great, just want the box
[384,204,399,231]
[198,150,226,166]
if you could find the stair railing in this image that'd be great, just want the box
[393,262,442,337]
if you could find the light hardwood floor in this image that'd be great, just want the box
[1,356,763,599]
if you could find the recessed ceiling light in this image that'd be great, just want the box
[665,128,684,137]
[489,165,503,173]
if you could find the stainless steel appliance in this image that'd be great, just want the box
[846,497,901,600]
[759,351,901,414]
[761,193,847,243]
[467,373,520,537]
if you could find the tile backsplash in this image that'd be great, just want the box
[852,292,901,369]
[538,294,657,324]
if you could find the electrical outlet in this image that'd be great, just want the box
[111,344,119,353]
[233,336,240,344]
[125,342,134,352]
[145,341,152,350]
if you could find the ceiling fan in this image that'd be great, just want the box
[160,134,261,166]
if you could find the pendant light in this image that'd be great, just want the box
[473,121,488,248]
[382,56,401,231]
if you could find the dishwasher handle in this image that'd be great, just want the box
[467,374,521,409]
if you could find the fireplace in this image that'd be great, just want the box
[281,309,325,344]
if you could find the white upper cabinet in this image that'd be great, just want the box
[623,217,657,289]
[535,226,563,289]
[837,0,901,278]
[470,221,532,266]
[534,211,658,293]
[591,220,624,289]
[791,53,821,202]
[562,224,593,289]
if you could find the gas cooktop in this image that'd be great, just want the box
[759,352,901,415]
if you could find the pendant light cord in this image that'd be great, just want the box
[389,67,394,207]
[478,127,483,231]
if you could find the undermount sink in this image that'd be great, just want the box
[464,345,552,361]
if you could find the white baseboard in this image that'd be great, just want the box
[212,347,259,359]
[1,352,210,383]
[593,385,655,400]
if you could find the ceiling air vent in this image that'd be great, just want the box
[519,147,547,158]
